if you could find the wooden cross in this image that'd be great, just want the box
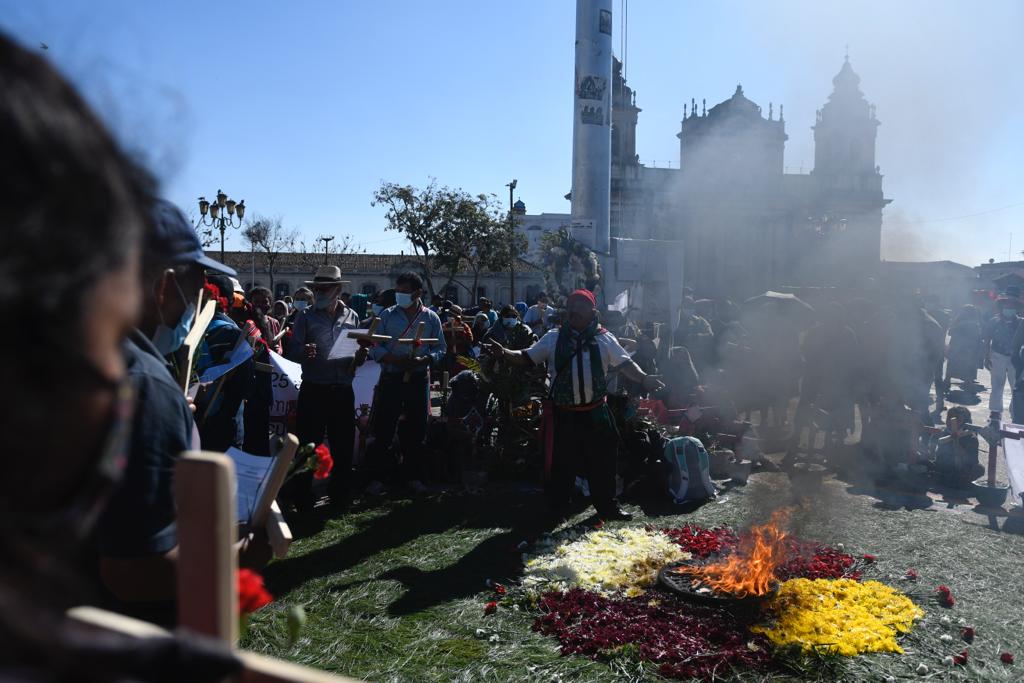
[346,317,391,344]
[179,292,219,394]
[395,321,439,382]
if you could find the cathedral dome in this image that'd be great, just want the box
[707,84,762,120]
[832,57,861,92]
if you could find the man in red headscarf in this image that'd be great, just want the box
[485,289,662,520]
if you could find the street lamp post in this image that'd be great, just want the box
[507,179,517,301]
[196,189,245,262]
[319,235,335,264]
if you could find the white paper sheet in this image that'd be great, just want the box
[198,337,254,384]
[328,329,366,360]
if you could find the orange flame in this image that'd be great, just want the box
[676,508,791,598]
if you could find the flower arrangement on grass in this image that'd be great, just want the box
[750,578,922,656]
[508,523,922,681]
[523,527,689,598]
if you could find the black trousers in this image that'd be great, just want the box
[549,404,618,513]
[370,372,430,482]
[296,382,355,500]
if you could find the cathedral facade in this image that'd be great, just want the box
[608,57,890,300]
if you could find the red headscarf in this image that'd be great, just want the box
[566,288,596,308]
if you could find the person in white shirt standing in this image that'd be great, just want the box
[523,292,553,336]
[485,289,662,520]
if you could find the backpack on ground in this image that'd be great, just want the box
[663,435,716,504]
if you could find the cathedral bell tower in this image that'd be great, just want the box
[812,56,881,191]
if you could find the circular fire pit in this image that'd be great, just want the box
[657,555,779,610]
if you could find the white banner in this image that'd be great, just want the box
[1001,423,1024,507]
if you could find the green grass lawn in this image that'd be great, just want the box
[243,469,1024,682]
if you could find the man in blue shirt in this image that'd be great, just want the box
[368,271,446,494]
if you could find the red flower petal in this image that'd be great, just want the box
[494,584,507,595]
[905,568,918,580]
[953,649,969,665]
[961,627,975,642]
[484,601,498,615]
[862,554,877,563]
[1001,652,1014,664]
[237,568,273,615]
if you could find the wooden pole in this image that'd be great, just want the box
[175,452,238,643]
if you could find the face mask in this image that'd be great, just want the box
[372,304,384,316]
[1003,308,1017,318]
[502,318,517,328]
[152,276,196,355]
[395,292,414,308]
[314,292,335,310]
[293,300,309,311]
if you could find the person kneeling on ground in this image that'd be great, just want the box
[485,289,663,520]
[932,405,984,489]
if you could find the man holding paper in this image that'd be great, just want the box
[287,265,366,510]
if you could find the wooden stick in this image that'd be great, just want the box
[175,452,238,644]
[180,298,218,394]
[347,317,391,343]
[250,434,298,529]
[266,501,292,559]
[396,322,439,382]
[66,606,364,682]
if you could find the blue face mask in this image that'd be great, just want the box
[395,292,414,308]
[293,300,309,312]
[314,292,335,310]
[372,304,384,315]
[502,317,518,328]
[152,276,196,355]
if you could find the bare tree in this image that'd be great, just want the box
[297,233,363,271]
[242,215,298,291]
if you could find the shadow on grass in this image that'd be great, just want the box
[264,486,568,615]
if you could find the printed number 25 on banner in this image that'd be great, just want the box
[268,351,302,438]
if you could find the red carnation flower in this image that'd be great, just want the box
[905,568,918,581]
[862,554,877,563]
[961,626,975,643]
[493,583,507,596]
[953,649,969,666]
[484,601,498,615]
[237,568,273,615]
[594,520,604,530]
[1001,652,1014,664]
[312,443,333,480]
[936,585,955,607]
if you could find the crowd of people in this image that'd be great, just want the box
[2,29,1019,682]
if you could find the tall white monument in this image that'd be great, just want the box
[570,0,613,256]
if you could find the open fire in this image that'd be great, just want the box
[673,509,791,599]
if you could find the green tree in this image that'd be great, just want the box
[372,180,465,298]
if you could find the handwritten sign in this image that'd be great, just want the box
[268,351,302,439]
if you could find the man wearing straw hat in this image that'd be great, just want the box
[287,264,365,510]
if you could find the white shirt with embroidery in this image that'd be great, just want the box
[525,328,632,405]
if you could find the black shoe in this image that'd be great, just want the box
[598,507,633,521]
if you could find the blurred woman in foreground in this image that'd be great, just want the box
[0,32,237,681]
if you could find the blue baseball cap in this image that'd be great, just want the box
[148,199,236,276]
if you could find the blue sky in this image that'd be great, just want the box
[2,1,1021,265]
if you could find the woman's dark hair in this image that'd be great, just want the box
[499,304,518,318]
[248,286,272,300]
[396,271,423,290]
[1,33,154,364]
